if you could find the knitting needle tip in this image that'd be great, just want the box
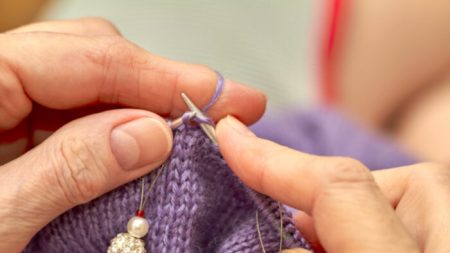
[180,93,218,145]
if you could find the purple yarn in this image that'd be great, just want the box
[182,111,214,127]
[24,128,308,253]
[179,71,224,127]
[202,71,225,112]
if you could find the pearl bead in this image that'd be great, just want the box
[127,216,150,238]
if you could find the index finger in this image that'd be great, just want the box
[0,32,266,129]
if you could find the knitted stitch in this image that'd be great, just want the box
[24,127,309,253]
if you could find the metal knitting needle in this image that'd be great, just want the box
[181,92,218,145]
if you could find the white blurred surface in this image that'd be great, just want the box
[43,0,320,109]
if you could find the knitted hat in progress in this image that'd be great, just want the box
[24,127,310,253]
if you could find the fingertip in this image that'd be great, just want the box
[220,115,256,137]
[217,116,244,165]
[227,79,267,121]
[215,116,228,144]
[216,115,259,163]
[216,115,258,180]
[211,79,266,125]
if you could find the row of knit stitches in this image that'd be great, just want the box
[98,175,142,252]
[147,128,199,252]
[193,133,256,252]
[218,213,279,253]
[246,190,311,250]
[185,128,221,251]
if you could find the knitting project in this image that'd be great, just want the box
[24,126,310,253]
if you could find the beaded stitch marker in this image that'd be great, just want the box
[107,164,166,253]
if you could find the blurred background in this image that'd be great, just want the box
[0,0,321,110]
[2,0,450,163]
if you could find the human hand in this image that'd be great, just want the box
[0,18,266,252]
[217,116,450,253]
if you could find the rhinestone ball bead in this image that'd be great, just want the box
[107,233,146,253]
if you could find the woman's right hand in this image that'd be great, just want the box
[217,116,450,253]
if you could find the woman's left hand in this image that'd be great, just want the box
[0,18,266,253]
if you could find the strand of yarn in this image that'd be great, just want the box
[202,70,225,112]
[180,71,224,127]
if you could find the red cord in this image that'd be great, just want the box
[320,0,344,104]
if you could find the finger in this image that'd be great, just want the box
[293,212,325,253]
[293,211,316,243]
[0,33,266,130]
[216,116,419,253]
[373,164,450,253]
[6,17,121,36]
[0,109,172,252]
[0,17,120,146]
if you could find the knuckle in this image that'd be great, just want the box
[411,162,450,186]
[168,65,217,115]
[79,17,120,34]
[54,137,107,205]
[182,64,219,106]
[194,64,217,86]
[81,17,113,26]
[86,36,137,69]
[84,37,142,102]
[321,157,374,186]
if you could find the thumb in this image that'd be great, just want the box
[0,109,172,252]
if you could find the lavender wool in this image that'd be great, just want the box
[24,127,309,253]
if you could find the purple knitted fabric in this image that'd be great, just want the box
[24,127,309,253]
[252,107,417,170]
